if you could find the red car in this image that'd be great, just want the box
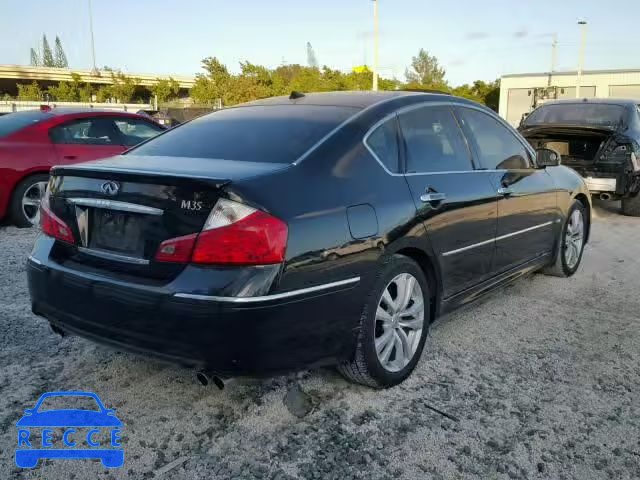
[0,107,165,226]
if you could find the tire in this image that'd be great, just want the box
[9,174,49,228]
[338,254,430,388]
[621,194,640,217]
[543,200,587,277]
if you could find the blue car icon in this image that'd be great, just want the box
[16,391,123,468]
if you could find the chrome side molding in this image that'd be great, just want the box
[443,221,554,257]
[174,277,361,303]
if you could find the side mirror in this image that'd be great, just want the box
[536,148,561,168]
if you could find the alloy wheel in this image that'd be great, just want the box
[21,181,47,226]
[374,273,424,372]
[564,209,584,269]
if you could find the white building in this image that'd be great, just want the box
[499,69,640,126]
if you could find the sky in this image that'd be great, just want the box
[1,0,639,86]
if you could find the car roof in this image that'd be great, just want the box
[242,90,452,110]
[539,98,639,107]
[7,108,145,120]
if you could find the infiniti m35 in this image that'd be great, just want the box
[27,91,590,387]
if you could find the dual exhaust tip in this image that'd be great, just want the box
[195,370,225,390]
[48,324,226,390]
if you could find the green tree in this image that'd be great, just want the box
[47,73,93,102]
[150,78,180,104]
[405,48,446,88]
[108,72,139,102]
[54,36,68,68]
[41,35,54,67]
[30,48,40,66]
[450,79,500,111]
[190,57,231,105]
[17,81,43,100]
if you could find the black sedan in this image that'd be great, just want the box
[27,91,591,388]
[520,99,640,216]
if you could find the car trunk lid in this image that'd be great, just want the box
[47,155,288,280]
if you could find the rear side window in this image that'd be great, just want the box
[365,117,399,173]
[0,110,48,137]
[130,105,358,163]
[114,118,163,146]
[50,118,120,145]
[398,106,471,173]
[459,108,531,170]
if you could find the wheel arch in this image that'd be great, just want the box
[573,192,591,243]
[392,245,441,323]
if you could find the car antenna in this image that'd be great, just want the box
[289,91,305,100]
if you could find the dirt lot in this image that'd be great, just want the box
[1,201,639,480]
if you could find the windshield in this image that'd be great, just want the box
[37,395,101,412]
[130,105,358,163]
[0,110,49,137]
[523,103,626,128]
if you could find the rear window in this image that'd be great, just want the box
[523,103,626,127]
[130,105,358,163]
[0,110,48,137]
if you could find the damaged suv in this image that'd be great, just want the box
[520,99,640,215]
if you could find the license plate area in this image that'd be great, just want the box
[88,209,145,258]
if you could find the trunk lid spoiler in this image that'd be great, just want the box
[51,155,290,187]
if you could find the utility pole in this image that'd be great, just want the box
[372,0,379,91]
[88,0,98,74]
[548,33,558,86]
[576,19,587,98]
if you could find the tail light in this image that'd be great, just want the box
[155,199,288,265]
[40,188,75,244]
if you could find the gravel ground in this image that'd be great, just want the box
[1,201,639,479]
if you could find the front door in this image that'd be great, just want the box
[397,104,498,299]
[49,117,126,165]
[456,107,559,273]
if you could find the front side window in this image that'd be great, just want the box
[50,118,120,146]
[459,108,531,170]
[114,118,164,146]
[365,117,399,173]
[398,106,472,173]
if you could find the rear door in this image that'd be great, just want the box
[397,103,498,298]
[49,117,126,164]
[455,106,559,273]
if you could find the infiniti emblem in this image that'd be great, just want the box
[101,181,120,196]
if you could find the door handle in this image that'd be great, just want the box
[63,155,77,160]
[497,187,513,196]
[420,192,446,203]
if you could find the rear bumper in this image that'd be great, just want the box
[27,250,364,376]
[584,176,616,193]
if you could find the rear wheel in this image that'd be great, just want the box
[9,174,49,227]
[338,255,430,388]
[543,200,587,277]
[621,194,640,217]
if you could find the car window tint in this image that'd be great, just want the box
[366,117,399,172]
[460,108,531,170]
[523,103,626,127]
[37,395,100,412]
[398,106,471,173]
[130,105,358,163]
[114,118,163,146]
[50,118,120,145]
